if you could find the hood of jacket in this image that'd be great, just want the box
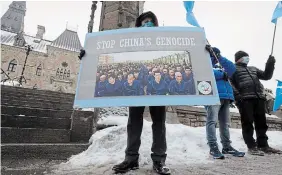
[135,11,159,27]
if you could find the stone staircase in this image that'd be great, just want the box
[1,85,95,160]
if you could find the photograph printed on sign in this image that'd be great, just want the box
[94,50,196,97]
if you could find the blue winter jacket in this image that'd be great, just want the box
[147,79,169,95]
[123,80,144,96]
[104,81,123,97]
[95,81,107,97]
[213,56,236,101]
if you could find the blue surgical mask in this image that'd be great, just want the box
[142,21,155,27]
[241,56,249,65]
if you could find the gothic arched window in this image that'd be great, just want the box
[67,70,70,78]
[36,64,42,76]
[63,69,67,79]
[60,68,64,78]
[56,68,60,76]
[7,59,17,72]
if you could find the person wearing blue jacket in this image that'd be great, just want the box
[204,45,244,159]
[94,75,107,97]
[182,67,196,95]
[147,71,168,95]
[123,74,144,96]
[164,69,175,85]
[168,72,190,95]
[104,74,123,97]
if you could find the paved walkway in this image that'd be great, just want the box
[2,154,282,175]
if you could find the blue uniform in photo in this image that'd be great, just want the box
[104,81,123,97]
[147,75,155,83]
[183,73,196,95]
[147,79,169,95]
[165,76,175,85]
[169,80,190,95]
[95,81,107,97]
[123,80,144,96]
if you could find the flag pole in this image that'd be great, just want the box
[270,23,277,56]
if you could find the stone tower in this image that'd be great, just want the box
[99,1,145,31]
[1,1,26,33]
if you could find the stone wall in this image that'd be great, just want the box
[176,106,282,131]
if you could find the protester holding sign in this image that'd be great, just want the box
[204,46,245,159]
[231,51,282,155]
[111,11,171,175]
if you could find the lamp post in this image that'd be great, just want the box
[19,44,33,85]
[88,1,98,33]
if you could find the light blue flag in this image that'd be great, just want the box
[183,1,201,27]
[271,1,282,24]
[273,80,282,111]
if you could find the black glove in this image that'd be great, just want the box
[205,44,212,53]
[78,49,86,60]
[223,72,229,81]
[205,45,221,59]
[268,55,275,64]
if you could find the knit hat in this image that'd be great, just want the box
[135,11,159,27]
[235,51,249,62]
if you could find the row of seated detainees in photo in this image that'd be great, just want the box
[94,69,196,97]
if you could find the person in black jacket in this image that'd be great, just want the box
[230,51,281,156]
[112,11,170,175]
[79,11,170,175]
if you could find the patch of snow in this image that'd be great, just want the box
[97,115,128,126]
[0,80,22,87]
[266,114,279,119]
[80,108,95,112]
[229,107,240,113]
[53,116,282,174]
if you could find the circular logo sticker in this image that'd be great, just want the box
[198,81,212,95]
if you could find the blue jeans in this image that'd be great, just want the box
[205,99,231,148]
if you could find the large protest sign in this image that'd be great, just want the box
[74,27,220,108]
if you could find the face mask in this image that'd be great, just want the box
[241,56,249,65]
[142,21,155,27]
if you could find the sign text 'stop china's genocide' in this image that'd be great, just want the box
[74,27,220,108]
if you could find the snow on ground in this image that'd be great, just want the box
[52,116,282,175]
[0,80,22,86]
[97,115,128,126]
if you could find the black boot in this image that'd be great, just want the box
[112,160,139,174]
[259,146,282,154]
[153,161,171,175]
[248,147,264,156]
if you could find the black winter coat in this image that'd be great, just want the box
[230,59,275,101]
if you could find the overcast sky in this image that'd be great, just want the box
[1,1,281,93]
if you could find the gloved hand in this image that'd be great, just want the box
[78,49,86,60]
[223,72,229,81]
[268,55,275,64]
[205,44,212,53]
[205,45,221,59]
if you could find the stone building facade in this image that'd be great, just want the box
[1,1,144,94]
[1,1,82,93]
